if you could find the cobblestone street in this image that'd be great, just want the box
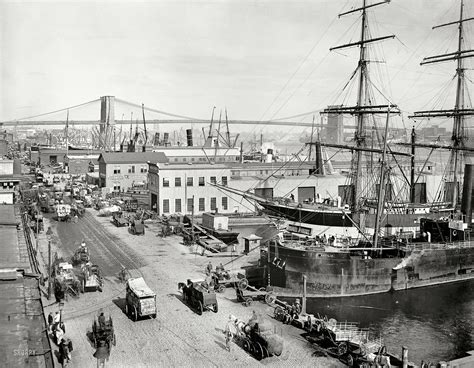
[38,209,342,367]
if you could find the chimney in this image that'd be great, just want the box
[186,129,193,147]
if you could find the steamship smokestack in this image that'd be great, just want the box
[163,133,169,146]
[461,163,474,227]
[266,149,273,163]
[186,129,193,147]
[154,132,160,146]
[314,141,324,175]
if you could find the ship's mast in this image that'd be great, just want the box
[410,0,474,208]
[321,0,397,216]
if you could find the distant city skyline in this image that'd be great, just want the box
[1,0,472,135]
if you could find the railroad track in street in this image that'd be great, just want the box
[53,210,147,277]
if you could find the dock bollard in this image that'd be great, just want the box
[402,346,408,368]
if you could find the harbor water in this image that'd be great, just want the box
[234,223,474,364]
[306,280,474,364]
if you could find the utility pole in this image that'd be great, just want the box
[46,227,53,300]
[48,237,51,300]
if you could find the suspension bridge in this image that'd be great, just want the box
[0,96,357,129]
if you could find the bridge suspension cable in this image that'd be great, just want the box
[10,98,101,121]
[115,98,204,121]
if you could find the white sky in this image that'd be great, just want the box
[1,0,473,130]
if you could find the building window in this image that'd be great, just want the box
[175,199,182,213]
[187,177,194,186]
[140,165,147,173]
[128,165,135,174]
[113,184,121,192]
[187,198,194,212]
[198,177,205,186]
[210,197,217,211]
[163,178,170,187]
[210,176,217,185]
[163,199,170,213]
[222,176,228,186]
[222,197,228,210]
[199,198,205,211]
[113,166,121,174]
[175,177,182,187]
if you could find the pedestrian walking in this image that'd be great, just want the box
[205,261,213,275]
[47,312,53,333]
[224,315,235,352]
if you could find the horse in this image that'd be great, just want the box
[178,279,194,302]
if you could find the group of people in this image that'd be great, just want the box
[48,311,73,364]
[282,298,302,324]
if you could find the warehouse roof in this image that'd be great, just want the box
[98,151,169,165]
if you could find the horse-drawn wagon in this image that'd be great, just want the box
[82,263,103,292]
[130,220,145,235]
[178,279,218,315]
[231,316,284,360]
[91,313,116,350]
[125,277,157,321]
[53,262,82,301]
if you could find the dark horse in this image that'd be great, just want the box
[178,279,194,302]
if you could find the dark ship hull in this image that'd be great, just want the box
[260,201,448,230]
[246,240,474,298]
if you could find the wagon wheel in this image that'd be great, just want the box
[213,303,218,313]
[125,304,129,316]
[197,301,203,316]
[132,306,138,321]
[217,285,226,293]
[258,287,266,292]
[274,305,285,321]
[254,342,265,361]
[261,345,269,359]
[112,333,116,346]
[346,353,354,367]
[243,339,251,352]
[80,279,85,293]
[238,278,248,290]
[337,342,348,356]
[244,297,252,307]
[265,293,276,305]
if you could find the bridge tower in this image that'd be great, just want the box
[100,96,115,132]
[324,106,344,144]
[97,96,115,150]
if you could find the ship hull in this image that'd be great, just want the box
[261,202,442,231]
[246,242,474,298]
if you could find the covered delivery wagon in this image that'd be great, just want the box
[125,277,157,321]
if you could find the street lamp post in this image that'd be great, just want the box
[46,227,53,300]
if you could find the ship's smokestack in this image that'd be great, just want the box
[153,132,160,146]
[266,149,273,163]
[186,129,193,147]
[163,133,169,146]
[461,163,474,227]
[314,141,324,175]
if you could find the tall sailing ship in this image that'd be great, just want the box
[220,0,474,297]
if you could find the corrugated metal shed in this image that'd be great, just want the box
[0,204,18,226]
[0,227,30,270]
[0,277,54,368]
[0,205,53,367]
